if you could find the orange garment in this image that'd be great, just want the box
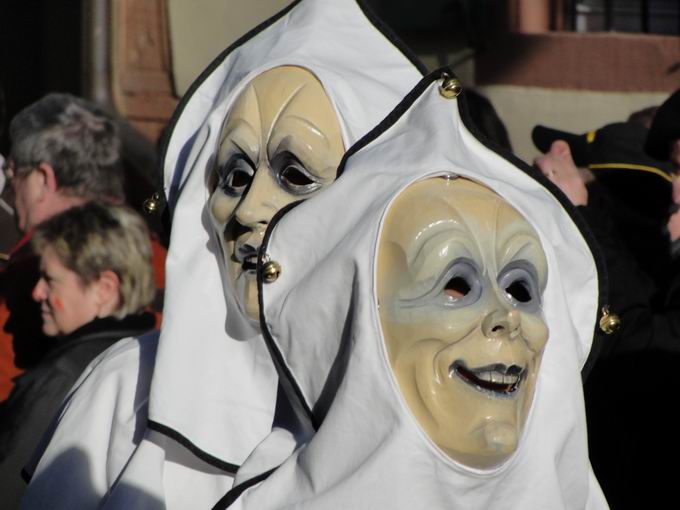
[0,303,22,401]
[0,233,36,401]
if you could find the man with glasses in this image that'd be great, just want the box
[0,93,124,402]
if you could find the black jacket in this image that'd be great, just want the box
[0,313,155,509]
[578,183,680,509]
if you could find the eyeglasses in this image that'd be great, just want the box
[2,159,37,185]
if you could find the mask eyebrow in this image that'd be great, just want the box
[268,131,334,180]
[501,236,541,262]
[407,223,479,283]
[494,204,548,288]
[411,223,470,263]
[230,140,257,169]
[266,106,337,178]
[220,118,260,165]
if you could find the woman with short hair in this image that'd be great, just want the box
[0,202,156,509]
[31,201,156,329]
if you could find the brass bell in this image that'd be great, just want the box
[439,75,462,99]
[599,306,621,335]
[143,192,161,215]
[261,260,281,283]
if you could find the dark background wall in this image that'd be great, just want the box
[0,0,83,154]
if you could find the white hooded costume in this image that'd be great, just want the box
[216,69,610,509]
[21,1,424,508]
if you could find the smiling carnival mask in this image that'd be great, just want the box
[378,177,549,469]
[209,65,345,321]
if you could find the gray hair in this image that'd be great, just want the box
[9,93,124,200]
[32,202,156,318]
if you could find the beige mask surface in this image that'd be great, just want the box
[377,177,549,469]
[209,65,345,321]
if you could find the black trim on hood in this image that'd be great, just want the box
[336,68,444,178]
[256,200,320,430]
[255,70,453,433]
[212,467,277,509]
[147,420,239,474]
[254,73,444,433]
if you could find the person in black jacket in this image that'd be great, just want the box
[533,121,680,509]
[0,93,125,402]
[533,121,674,298]
[0,202,156,509]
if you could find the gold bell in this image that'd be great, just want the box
[261,260,281,284]
[143,192,161,215]
[599,306,621,335]
[439,75,462,99]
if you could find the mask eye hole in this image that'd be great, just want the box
[215,154,255,196]
[497,261,541,310]
[505,280,532,303]
[272,151,321,195]
[445,276,471,298]
[229,169,252,189]
[281,166,314,187]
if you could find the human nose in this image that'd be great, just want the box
[481,306,521,339]
[234,168,277,229]
[32,278,47,302]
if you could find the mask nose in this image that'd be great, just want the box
[481,307,521,339]
[234,168,276,230]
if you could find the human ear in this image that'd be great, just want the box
[36,162,59,194]
[94,270,121,317]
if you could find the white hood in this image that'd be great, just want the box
[227,70,608,508]
[150,0,425,469]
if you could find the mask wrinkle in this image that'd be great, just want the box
[223,92,262,171]
[265,81,309,157]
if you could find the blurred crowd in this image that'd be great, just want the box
[0,83,678,509]
[0,94,163,507]
[508,88,680,508]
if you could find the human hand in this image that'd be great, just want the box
[533,140,588,206]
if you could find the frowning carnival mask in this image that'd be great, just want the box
[209,65,345,320]
[378,177,549,469]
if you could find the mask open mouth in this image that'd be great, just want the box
[449,360,524,397]
[235,243,258,274]
[242,254,257,273]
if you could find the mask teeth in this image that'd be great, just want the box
[242,254,258,271]
[449,361,525,395]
